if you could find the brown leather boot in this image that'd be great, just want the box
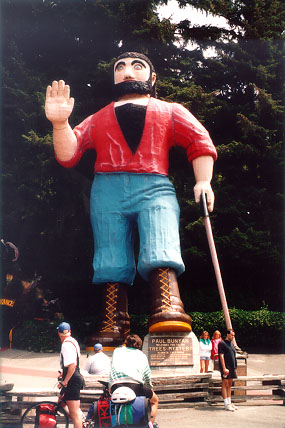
[148,268,192,333]
[86,282,130,350]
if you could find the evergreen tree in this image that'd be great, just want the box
[1,0,178,313]
[171,0,284,310]
[1,0,283,315]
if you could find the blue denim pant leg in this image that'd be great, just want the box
[90,173,185,285]
[90,174,136,284]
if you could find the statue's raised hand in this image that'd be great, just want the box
[45,80,74,127]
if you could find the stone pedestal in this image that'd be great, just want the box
[234,354,248,398]
[143,331,200,373]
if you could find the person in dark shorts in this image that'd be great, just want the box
[218,329,238,411]
[109,334,159,424]
[57,322,84,428]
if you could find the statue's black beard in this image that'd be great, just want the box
[113,80,152,99]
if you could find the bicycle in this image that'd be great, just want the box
[20,379,90,428]
[20,386,70,428]
[20,380,157,428]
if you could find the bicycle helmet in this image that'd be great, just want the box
[111,386,136,404]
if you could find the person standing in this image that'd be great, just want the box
[218,329,238,411]
[199,331,212,373]
[84,343,111,376]
[57,322,84,428]
[211,330,222,369]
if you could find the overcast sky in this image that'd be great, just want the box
[157,0,229,55]
[157,0,228,28]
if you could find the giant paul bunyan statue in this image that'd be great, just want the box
[45,52,217,349]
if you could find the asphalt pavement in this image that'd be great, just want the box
[1,349,285,428]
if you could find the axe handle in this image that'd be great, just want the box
[201,191,237,347]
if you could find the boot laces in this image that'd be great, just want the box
[101,283,118,332]
[158,268,173,312]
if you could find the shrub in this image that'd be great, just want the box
[191,306,285,351]
[11,306,285,352]
[12,319,60,352]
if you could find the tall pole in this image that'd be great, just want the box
[200,191,238,348]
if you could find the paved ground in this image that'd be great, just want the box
[1,349,285,427]
[157,404,285,428]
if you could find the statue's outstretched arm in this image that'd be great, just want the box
[45,80,77,162]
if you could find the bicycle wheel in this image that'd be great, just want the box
[20,400,69,428]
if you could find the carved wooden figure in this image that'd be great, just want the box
[45,52,217,349]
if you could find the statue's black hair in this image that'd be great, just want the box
[114,52,155,72]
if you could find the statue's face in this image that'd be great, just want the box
[114,57,152,85]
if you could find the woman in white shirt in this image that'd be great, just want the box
[199,330,212,373]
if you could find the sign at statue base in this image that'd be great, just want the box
[149,334,193,366]
[143,331,200,373]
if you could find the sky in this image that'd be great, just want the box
[157,0,229,28]
[157,0,229,55]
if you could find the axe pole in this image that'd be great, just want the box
[200,191,238,348]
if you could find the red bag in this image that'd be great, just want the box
[38,413,57,427]
[36,403,57,428]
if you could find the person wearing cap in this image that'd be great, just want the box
[57,322,84,428]
[84,343,111,376]
[45,52,217,348]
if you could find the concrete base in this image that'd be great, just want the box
[143,331,200,373]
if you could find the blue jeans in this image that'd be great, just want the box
[90,173,185,284]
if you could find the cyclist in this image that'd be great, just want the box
[57,322,84,428]
[109,334,158,426]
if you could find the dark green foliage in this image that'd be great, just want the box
[1,0,284,328]
[177,0,285,39]
[168,2,284,312]
[191,306,285,352]
[12,307,285,352]
[12,319,60,352]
